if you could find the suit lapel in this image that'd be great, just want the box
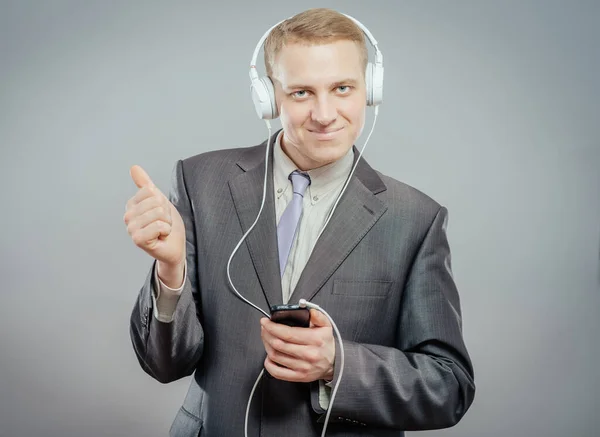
[228,137,389,309]
[288,150,388,304]
[228,132,283,310]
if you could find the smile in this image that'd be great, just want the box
[308,127,344,140]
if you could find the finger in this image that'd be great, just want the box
[264,357,306,383]
[262,327,329,381]
[262,337,306,371]
[261,318,314,345]
[124,195,163,224]
[130,165,155,189]
[262,328,323,367]
[131,220,171,247]
[135,196,170,219]
[261,325,304,359]
[126,185,159,211]
[309,309,332,328]
[127,205,172,232]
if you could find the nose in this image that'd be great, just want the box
[311,95,337,126]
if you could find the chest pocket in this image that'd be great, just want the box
[329,279,396,344]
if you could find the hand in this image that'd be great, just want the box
[260,309,335,383]
[124,165,186,286]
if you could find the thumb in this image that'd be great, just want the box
[130,165,154,189]
[309,308,331,328]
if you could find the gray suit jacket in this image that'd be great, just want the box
[130,130,475,436]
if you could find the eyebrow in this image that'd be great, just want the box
[286,78,360,90]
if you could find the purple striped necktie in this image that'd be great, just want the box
[277,170,311,276]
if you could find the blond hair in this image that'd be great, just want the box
[264,8,368,78]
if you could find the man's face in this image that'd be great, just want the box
[272,40,367,170]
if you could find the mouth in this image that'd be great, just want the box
[307,127,344,140]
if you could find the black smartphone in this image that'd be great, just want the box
[270,304,310,328]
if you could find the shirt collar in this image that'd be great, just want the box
[273,130,355,205]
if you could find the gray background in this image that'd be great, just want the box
[1,0,598,436]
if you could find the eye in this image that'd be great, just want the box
[337,85,351,94]
[292,90,308,98]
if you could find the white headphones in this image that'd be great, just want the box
[249,13,384,120]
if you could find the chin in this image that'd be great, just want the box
[308,142,348,165]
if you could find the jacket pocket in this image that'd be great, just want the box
[169,406,203,437]
[332,279,393,298]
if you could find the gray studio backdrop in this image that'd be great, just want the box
[1,1,598,436]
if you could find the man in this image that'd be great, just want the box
[125,8,475,437]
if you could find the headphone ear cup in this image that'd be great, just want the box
[371,63,384,106]
[365,62,384,106]
[365,63,374,106]
[251,76,278,119]
[262,76,277,119]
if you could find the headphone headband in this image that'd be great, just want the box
[249,13,383,81]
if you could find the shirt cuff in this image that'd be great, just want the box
[318,379,332,410]
[151,260,187,323]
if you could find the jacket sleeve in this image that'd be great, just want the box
[129,159,204,384]
[312,206,475,430]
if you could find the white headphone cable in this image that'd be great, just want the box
[245,368,265,437]
[240,107,379,437]
[298,299,345,437]
[227,104,379,313]
[228,105,379,313]
[226,120,273,319]
[316,105,379,243]
[243,299,345,437]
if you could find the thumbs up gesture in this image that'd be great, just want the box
[124,165,186,287]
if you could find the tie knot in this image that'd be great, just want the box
[289,171,310,197]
